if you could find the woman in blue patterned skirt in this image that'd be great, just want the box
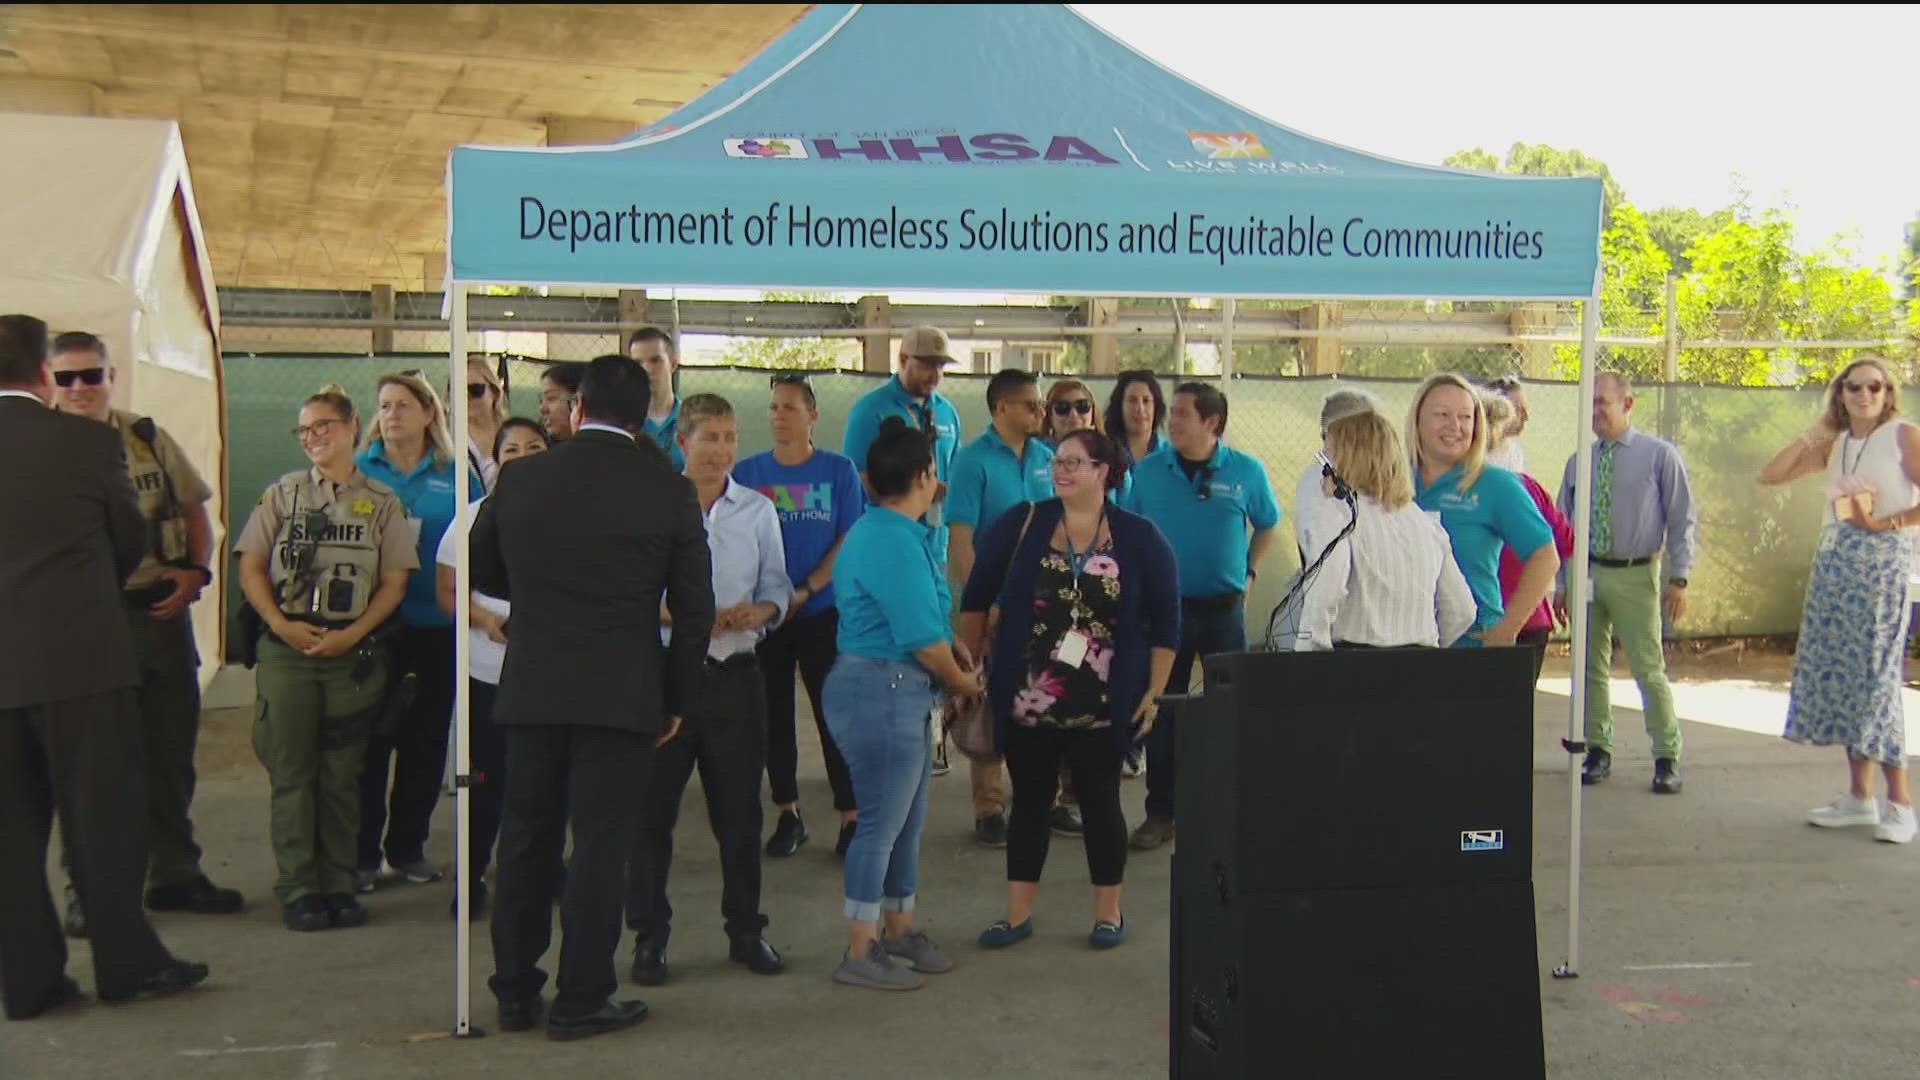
[1759,357,1917,844]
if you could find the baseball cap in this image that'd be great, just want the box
[898,325,956,365]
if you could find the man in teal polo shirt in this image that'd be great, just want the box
[842,326,962,562]
[945,368,1053,848]
[628,326,685,470]
[1121,382,1279,851]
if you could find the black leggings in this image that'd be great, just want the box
[468,679,507,885]
[758,609,854,811]
[358,626,455,869]
[1006,723,1126,886]
[1517,626,1550,684]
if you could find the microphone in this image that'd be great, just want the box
[1317,451,1355,504]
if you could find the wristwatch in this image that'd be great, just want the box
[1668,578,1688,589]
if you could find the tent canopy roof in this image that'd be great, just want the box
[448,3,1601,298]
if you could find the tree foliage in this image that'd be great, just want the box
[1443,142,1624,222]
[717,291,849,370]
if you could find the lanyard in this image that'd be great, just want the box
[1061,505,1107,598]
[1842,429,1871,476]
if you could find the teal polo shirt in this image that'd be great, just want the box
[1123,441,1279,598]
[1415,462,1553,644]
[842,375,962,560]
[643,398,685,470]
[354,440,484,628]
[834,505,953,663]
[948,429,1055,543]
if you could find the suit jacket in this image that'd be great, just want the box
[0,395,146,709]
[472,427,715,734]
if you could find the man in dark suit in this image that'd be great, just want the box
[472,353,715,1042]
[0,315,209,1021]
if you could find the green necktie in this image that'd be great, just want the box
[1593,441,1615,557]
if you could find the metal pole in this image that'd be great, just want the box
[450,285,476,1034]
[1555,281,1601,981]
[1219,297,1236,383]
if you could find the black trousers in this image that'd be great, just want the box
[757,608,855,812]
[0,690,173,1017]
[359,626,455,869]
[627,657,769,943]
[1517,626,1550,684]
[466,679,507,887]
[490,724,653,1019]
[1005,722,1127,887]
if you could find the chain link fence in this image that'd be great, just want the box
[221,342,1844,658]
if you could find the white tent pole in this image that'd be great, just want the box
[1219,297,1235,383]
[450,284,476,1033]
[1555,280,1601,981]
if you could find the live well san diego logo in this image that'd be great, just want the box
[724,138,808,159]
[1187,130,1271,159]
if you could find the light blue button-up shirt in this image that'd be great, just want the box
[1556,426,1697,578]
[947,427,1055,545]
[671,477,791,661]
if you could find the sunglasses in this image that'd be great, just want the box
[467,382,491,399]
[1844,380,1886,395]
[1194,465,1215,501]
[1051,399,1094,417]
[53,367,107,388]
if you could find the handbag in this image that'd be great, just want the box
[942,503,1038,765]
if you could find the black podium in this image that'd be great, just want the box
[1170,647,1544,1080]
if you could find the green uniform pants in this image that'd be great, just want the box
[1584,562,1682,761]
[253,637,387,904]
[127,607,207,890]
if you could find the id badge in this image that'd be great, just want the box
[1056,628,1091,669]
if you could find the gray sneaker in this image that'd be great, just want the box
[390,859,444,885]
[882,928,954,975]
[833,940,921,991]
[353,868,380,894]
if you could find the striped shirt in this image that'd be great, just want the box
[1293,490,1477,650]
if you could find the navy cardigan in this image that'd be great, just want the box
[960,498,1182,754]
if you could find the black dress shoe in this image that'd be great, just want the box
[63,885,87,939]
[765,810,808,857]
[1580,749,1612,785]
[631,936,668,987]
[729,934,785,975]
[1652,758,1684,795]
[283,895,331,933]
[546,999,648,1042]
[835,819,857,858]
[146,876,244,915]
[324,894,369,929]
[98,959,210,1004]
[497,994,544,1033]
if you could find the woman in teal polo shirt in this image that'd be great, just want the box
[823,418,982,992]
[1408,373,1558,647]
[353,371,483,891]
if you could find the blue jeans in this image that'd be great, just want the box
[1144,602,1247,822]
[823,656,936,924]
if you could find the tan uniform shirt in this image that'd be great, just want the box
[110,409,213,591]
[235,467,417,624]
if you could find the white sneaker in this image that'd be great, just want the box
[1874,802,1917,844]
[1808,794,1879,828]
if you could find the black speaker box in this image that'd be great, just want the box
[1171,647,1545,1080]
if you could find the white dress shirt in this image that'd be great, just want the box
[680,477,792,661]
[436,494,510,684]
[1294,491,1477,650]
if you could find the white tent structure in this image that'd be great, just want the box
[441,2,1607,1038]
[0,113,227,682]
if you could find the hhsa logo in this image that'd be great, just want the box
[1188,131,1271,160]
[785,132,1119,165]
[1460,829,1505,853]
[724,138,807,159]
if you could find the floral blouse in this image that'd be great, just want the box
[1013,540,1121,729]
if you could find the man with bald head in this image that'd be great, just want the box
[1556,372,1697,795]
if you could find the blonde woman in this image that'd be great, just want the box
[353,372,483,891]
[464,357,509,492]
[1760,357,1917,844]
[1407,373,1558,647]
[1294,411,1475,650]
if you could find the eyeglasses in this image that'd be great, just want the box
[1052,456,1097,473]
[293,418,344,442]
[1844,381,1886,395]
[467,382,490,399]
[1052,399,1094,417]
[53,367,106,388]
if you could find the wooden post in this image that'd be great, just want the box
[371,283,395,355]
[618,289,649,351]
[1087,297,1119,374]
[1509,303,1557,377]
[1300,301,1343,374]
[1661,274,1680,441]
[858,295,892,374]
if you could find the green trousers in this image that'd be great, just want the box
[1584,562,1682,761]
[127,608,208,890]
[253,637,386,904]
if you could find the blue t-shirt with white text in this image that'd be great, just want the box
[734,447,867,620]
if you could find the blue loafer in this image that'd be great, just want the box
[977,918,1034,949]
[1089,918,1126,950]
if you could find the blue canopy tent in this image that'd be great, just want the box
[441,1,1607,1036]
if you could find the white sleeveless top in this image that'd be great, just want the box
[1825,420,1919,525]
